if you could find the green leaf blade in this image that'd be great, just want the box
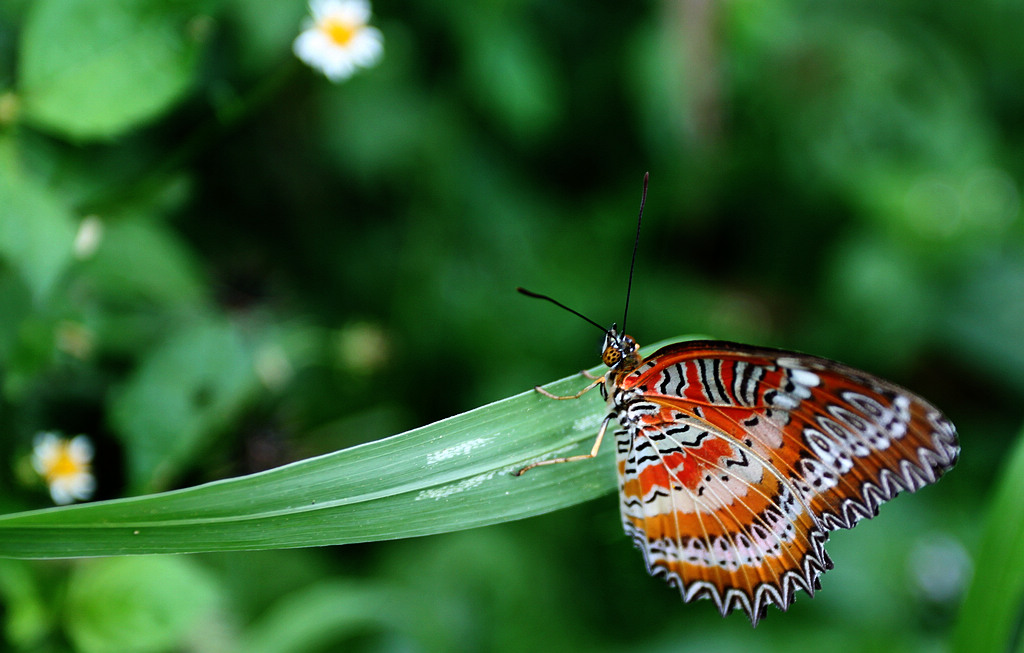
[0,340,688,558]
[951,422,1024,653]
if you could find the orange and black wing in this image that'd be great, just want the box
[611,340,958,625]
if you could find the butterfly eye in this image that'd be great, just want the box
[602,346,622,367]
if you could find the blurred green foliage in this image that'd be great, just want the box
[1,0,1023,651]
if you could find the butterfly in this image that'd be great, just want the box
[514,174,959,626]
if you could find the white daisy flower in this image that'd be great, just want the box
[293,0,383,82]
[32,432,96,505]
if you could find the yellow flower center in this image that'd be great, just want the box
[319,17,360,47]
[45,444,86,482]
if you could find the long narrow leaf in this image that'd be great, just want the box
[0,339,684,559]
[951,421,1024,653]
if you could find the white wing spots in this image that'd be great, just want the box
[650,362,690,398]
[426,437,491,465]
[641,497,799,572]
[926,411,960,465]
[930,411,957,440]
[769,392,800,410]
[793,458,839,501]
[816,415,872,457]
[619,401,661,426]
[730,360,768,407]
[657,534,754,570]
[641,480,695,517]
[691,447,766,511]
[802,427,854,473]
[764,365,820,411]
[828,404,893,450]
[686,466,758,513]
[789,368,821,389]
[775,483,804,524]
[747,414,785,449]
[774,356,805,369]
[841,390,911,441]
[893,394,912,422]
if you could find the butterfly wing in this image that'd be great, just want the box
[611,340,959,625]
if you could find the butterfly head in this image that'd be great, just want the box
[601,325,640,372]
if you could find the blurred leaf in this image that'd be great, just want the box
[457,11,559,139]
[225,0,306,75]
[951,422,1024,653]
[823,234,933,368]
[393,526,589,651]
[18,0,204,140]
[321,79,432,181]
[0,273,38,399]
[64,556,220,653]
[110,316,258,492]
[630,14,691,152]
[0,559,50,648]
[240,581,394,653]
[940,256,1024,394]
[0,145,76,303]
[82,217,206,307]
[0,341,690,558]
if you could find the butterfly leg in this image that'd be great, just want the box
[533,376,604,400]
[514,415,611,476]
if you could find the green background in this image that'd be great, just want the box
[1,0,1022,651]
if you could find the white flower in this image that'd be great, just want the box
[32,433,96,505]
[73,215,103,260]
[293,0,383,82]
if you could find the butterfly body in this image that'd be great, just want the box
[598,338,958,624]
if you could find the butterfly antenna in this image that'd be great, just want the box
[621,172,648,335]
[517,287,607,333]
